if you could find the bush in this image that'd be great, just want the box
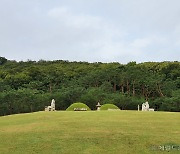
[66,102,91,111]
[100,104,120,110]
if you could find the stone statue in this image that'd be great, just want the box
[51,99,55,111]
[142,101,149,111]
[45,99,56,111]
[142,101,154,111]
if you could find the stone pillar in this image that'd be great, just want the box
[51,99,55,111]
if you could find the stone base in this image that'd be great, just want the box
[45,106,55,111]
[149,108,155,111]
[74,108,87,111]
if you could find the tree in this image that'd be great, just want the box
[0,59,179,115]
[0,57,7,65]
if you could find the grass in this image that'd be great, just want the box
[100,104,120,110]
[0,111,179,154]
[66,102,91,111]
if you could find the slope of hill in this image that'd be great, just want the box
[0,111,179,154]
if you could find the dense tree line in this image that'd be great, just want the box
[0,57,179,115]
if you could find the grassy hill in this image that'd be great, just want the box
[66,102,91,111]
[0,111,179,154]
[100,104,120,110]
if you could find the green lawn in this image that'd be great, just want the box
[0,111,179,154]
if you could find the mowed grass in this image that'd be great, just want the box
[0,111,179,154]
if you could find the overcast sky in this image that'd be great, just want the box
[0,0,180,63]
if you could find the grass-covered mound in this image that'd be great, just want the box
[100,104,120,110]
[66,102,91,111]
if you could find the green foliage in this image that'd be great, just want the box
[100,104,120,110]
[0,57,180,115]
[0,57,7,65]
[66,102,91,111]
[80,87,108,110]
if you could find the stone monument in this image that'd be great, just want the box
[142,101,149,111]
[96,102,101,111]
[51,99,55,111]
[142,101,154,111]
[45,99,56,111]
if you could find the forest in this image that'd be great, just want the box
[0,56,179,116]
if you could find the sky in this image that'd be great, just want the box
[0,0,180,63]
